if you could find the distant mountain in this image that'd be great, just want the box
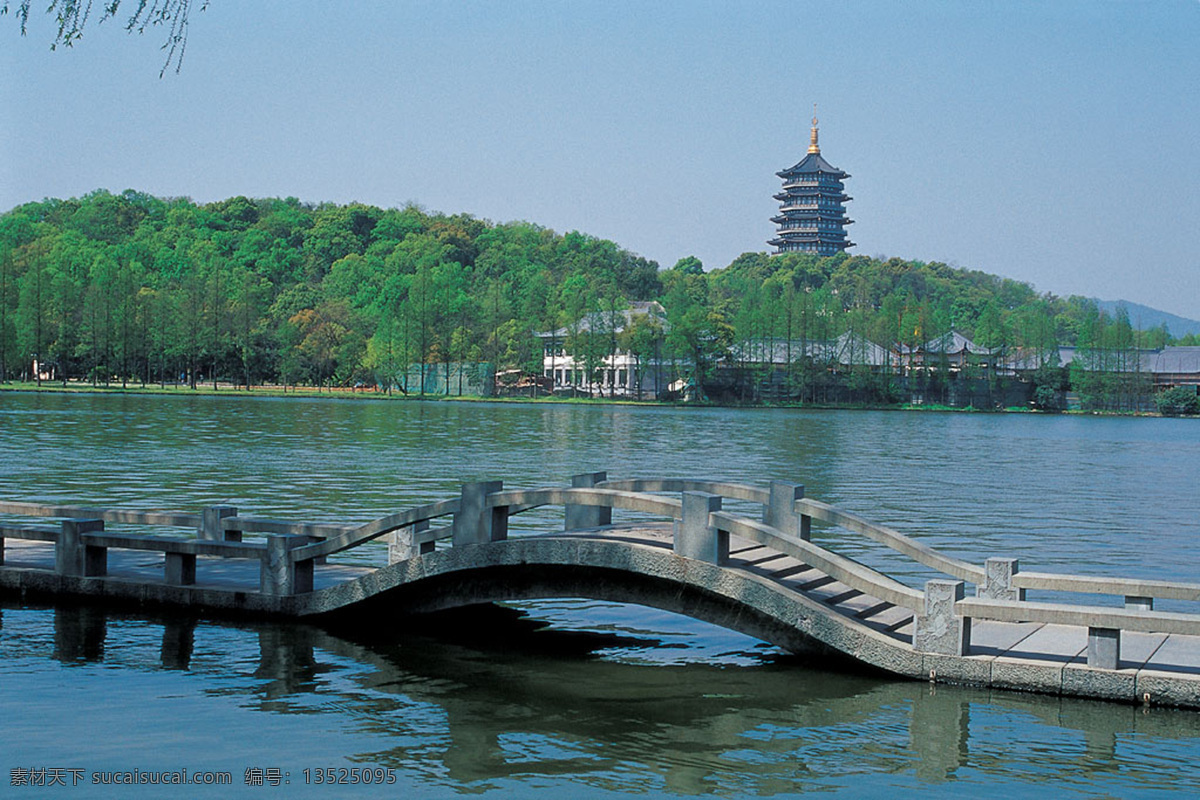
[1095,300,1200,339]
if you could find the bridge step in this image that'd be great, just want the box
[741,549,791,567]
[793,575,837,592]
[771,564,815,580]
[855,601,894,619]
[824,588,864,606]
[882,615,915,635]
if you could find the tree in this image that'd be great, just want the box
[230,266,269,389]
[621,312,664,399]
[662,266,731,401]
[81,250,119,385]
[4,0,207,76]
[290,302,360,390]
[15,242,48,383]
[0,245,19,381]
[3,189,1184,406]
[1156,386,1200,417]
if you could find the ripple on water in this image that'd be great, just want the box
[2,394,1199,797]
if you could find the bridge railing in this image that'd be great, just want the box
[696,491,1200,672]
[916,575,1200,670]
[708,511,924,611]
[769,490,1200,672]
[288,498,461,563]
[440,473,926,614]
[9,478,1200,674]
[0,500,356,596]
[782,494,1200,670]
[0,501,203,530]
[596,478,770,505]
[794,498,986,584]
[241,475,785,588]
[871,534,1200,672]
[596,483,993,592]
[1009,570,1200,606]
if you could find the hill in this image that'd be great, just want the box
[0,190,1179,396]
[1095,300,1200,339]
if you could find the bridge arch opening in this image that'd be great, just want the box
[325,562,855,668]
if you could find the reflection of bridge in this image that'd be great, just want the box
[4,473,1200,707]
[20,603,1200,793]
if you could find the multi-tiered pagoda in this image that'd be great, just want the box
[769,111,854,255]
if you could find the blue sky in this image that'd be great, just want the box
[2,1,1197,319]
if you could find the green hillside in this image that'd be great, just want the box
[0,190,1177,397]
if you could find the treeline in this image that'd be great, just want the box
[0,190,659,390]
[0,190,1181,403]
[695,251,1174,408]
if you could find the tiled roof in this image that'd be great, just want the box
[897,331,996,356]
[538,301,666,339]
[1026,346,1200,375]
[1150,346,1200,374]
[728,332,890,367]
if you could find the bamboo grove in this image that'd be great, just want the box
[0,190,1185,406]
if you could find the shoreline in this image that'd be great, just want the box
[0,381,1173,417]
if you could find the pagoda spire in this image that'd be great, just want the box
[808,104,820,154]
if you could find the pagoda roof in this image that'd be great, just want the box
[778,152,848,178]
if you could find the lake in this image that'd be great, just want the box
[2,391,1198,797]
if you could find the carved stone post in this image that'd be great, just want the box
[1087,627,1121,670]
[914,580,970,656]
[389,519,431,564]
[164,552,197,585]
[765,481,804,538]
[201,506,238,542]
[978,557,1025,601]
[56,519,105,577]
[674,491,726,565]
[565,471,611,531]
[453,481,506,547]
[260,535,311,596]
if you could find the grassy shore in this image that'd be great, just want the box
[0,380,666,406]
[0,380,1172,416]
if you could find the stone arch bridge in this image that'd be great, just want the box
[3,473,1200,707]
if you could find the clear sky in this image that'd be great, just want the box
[2,1,1197,318]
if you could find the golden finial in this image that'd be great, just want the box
[808,103,820,154]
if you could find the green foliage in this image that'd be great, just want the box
[0,190,1178,406]
[1156,386,1200,417]
[0,191,664,391]
[4,0,206,76]
[1033,384,1060,411]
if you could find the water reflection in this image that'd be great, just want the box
[4,392,1200,795]
[8,600,1200,796]
[4,391,1198,585]
[53,605,107,663]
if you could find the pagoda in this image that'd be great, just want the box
[769,109,855,255]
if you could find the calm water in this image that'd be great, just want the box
[1,391,1199,798]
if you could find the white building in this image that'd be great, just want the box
[537,301,668,397]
